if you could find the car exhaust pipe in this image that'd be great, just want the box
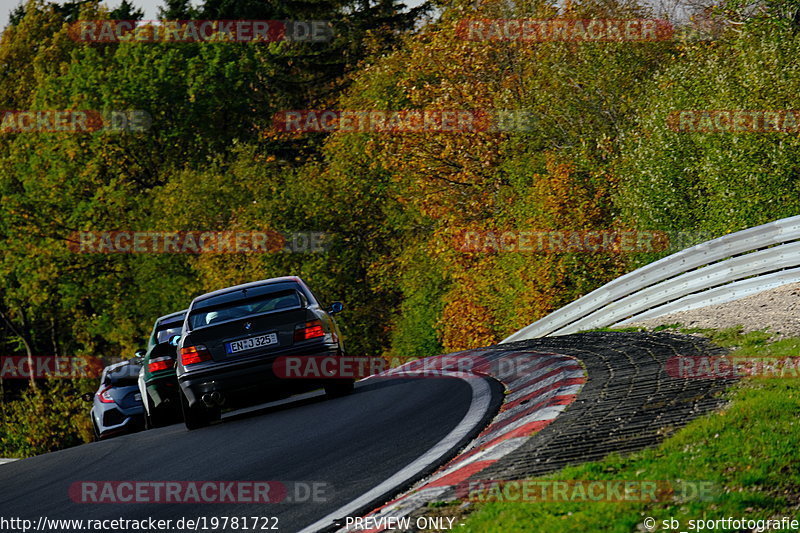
[201,391,224,407]
[201,393,216,407]
[210,391,223,405]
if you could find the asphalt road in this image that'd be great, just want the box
[0,376,500,533]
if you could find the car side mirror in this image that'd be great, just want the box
[328,302,344,314]
[168,335,181,347]
[81,392,94,402]
[134,349,146,359]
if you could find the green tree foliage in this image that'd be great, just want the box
[7,3,27,26]
[616,21,800,235]
[109,0,144,20]
[158,0,199,19]
[0,0,428,428]
[0,379,95,457]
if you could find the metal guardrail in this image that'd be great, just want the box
[501,215,800,342]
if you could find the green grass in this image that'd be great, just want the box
[445,332,800,532]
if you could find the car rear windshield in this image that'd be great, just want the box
[156,326,182,344]
[148,313,186,349]
[189,289,303,329]
[105,362,141,386]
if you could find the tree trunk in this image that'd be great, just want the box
[0,308,38,390]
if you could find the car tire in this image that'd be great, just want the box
[147,400,172,429]
[324,380,354,398]
[150,408,171,428]
[143,395,154,430]
[181,391,212,430]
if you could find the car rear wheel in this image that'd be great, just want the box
[181,391,216,430]
[324,380,354,399]
[143,395,155,430]
[146,396,173,429]
[150,407,172,428]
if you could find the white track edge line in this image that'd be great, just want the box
[296,371,493,533]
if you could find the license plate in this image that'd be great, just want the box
[226,333,279,354]
[134,393,141,402]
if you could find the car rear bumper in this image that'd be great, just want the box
[145,375,181,411]
[94,406,145,439]
[178,346,343,408]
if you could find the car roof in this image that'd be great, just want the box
[191,276,304,304]
[103,359,141,374]
[156,309,187,325]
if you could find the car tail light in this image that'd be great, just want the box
[180,345,212,365]
[294,320,325,342]
[97,386,114,404]
[148,356,173,373]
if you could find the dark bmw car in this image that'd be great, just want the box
[138,309,186,428]
[176,276,351,429]
[86,358,145,439]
